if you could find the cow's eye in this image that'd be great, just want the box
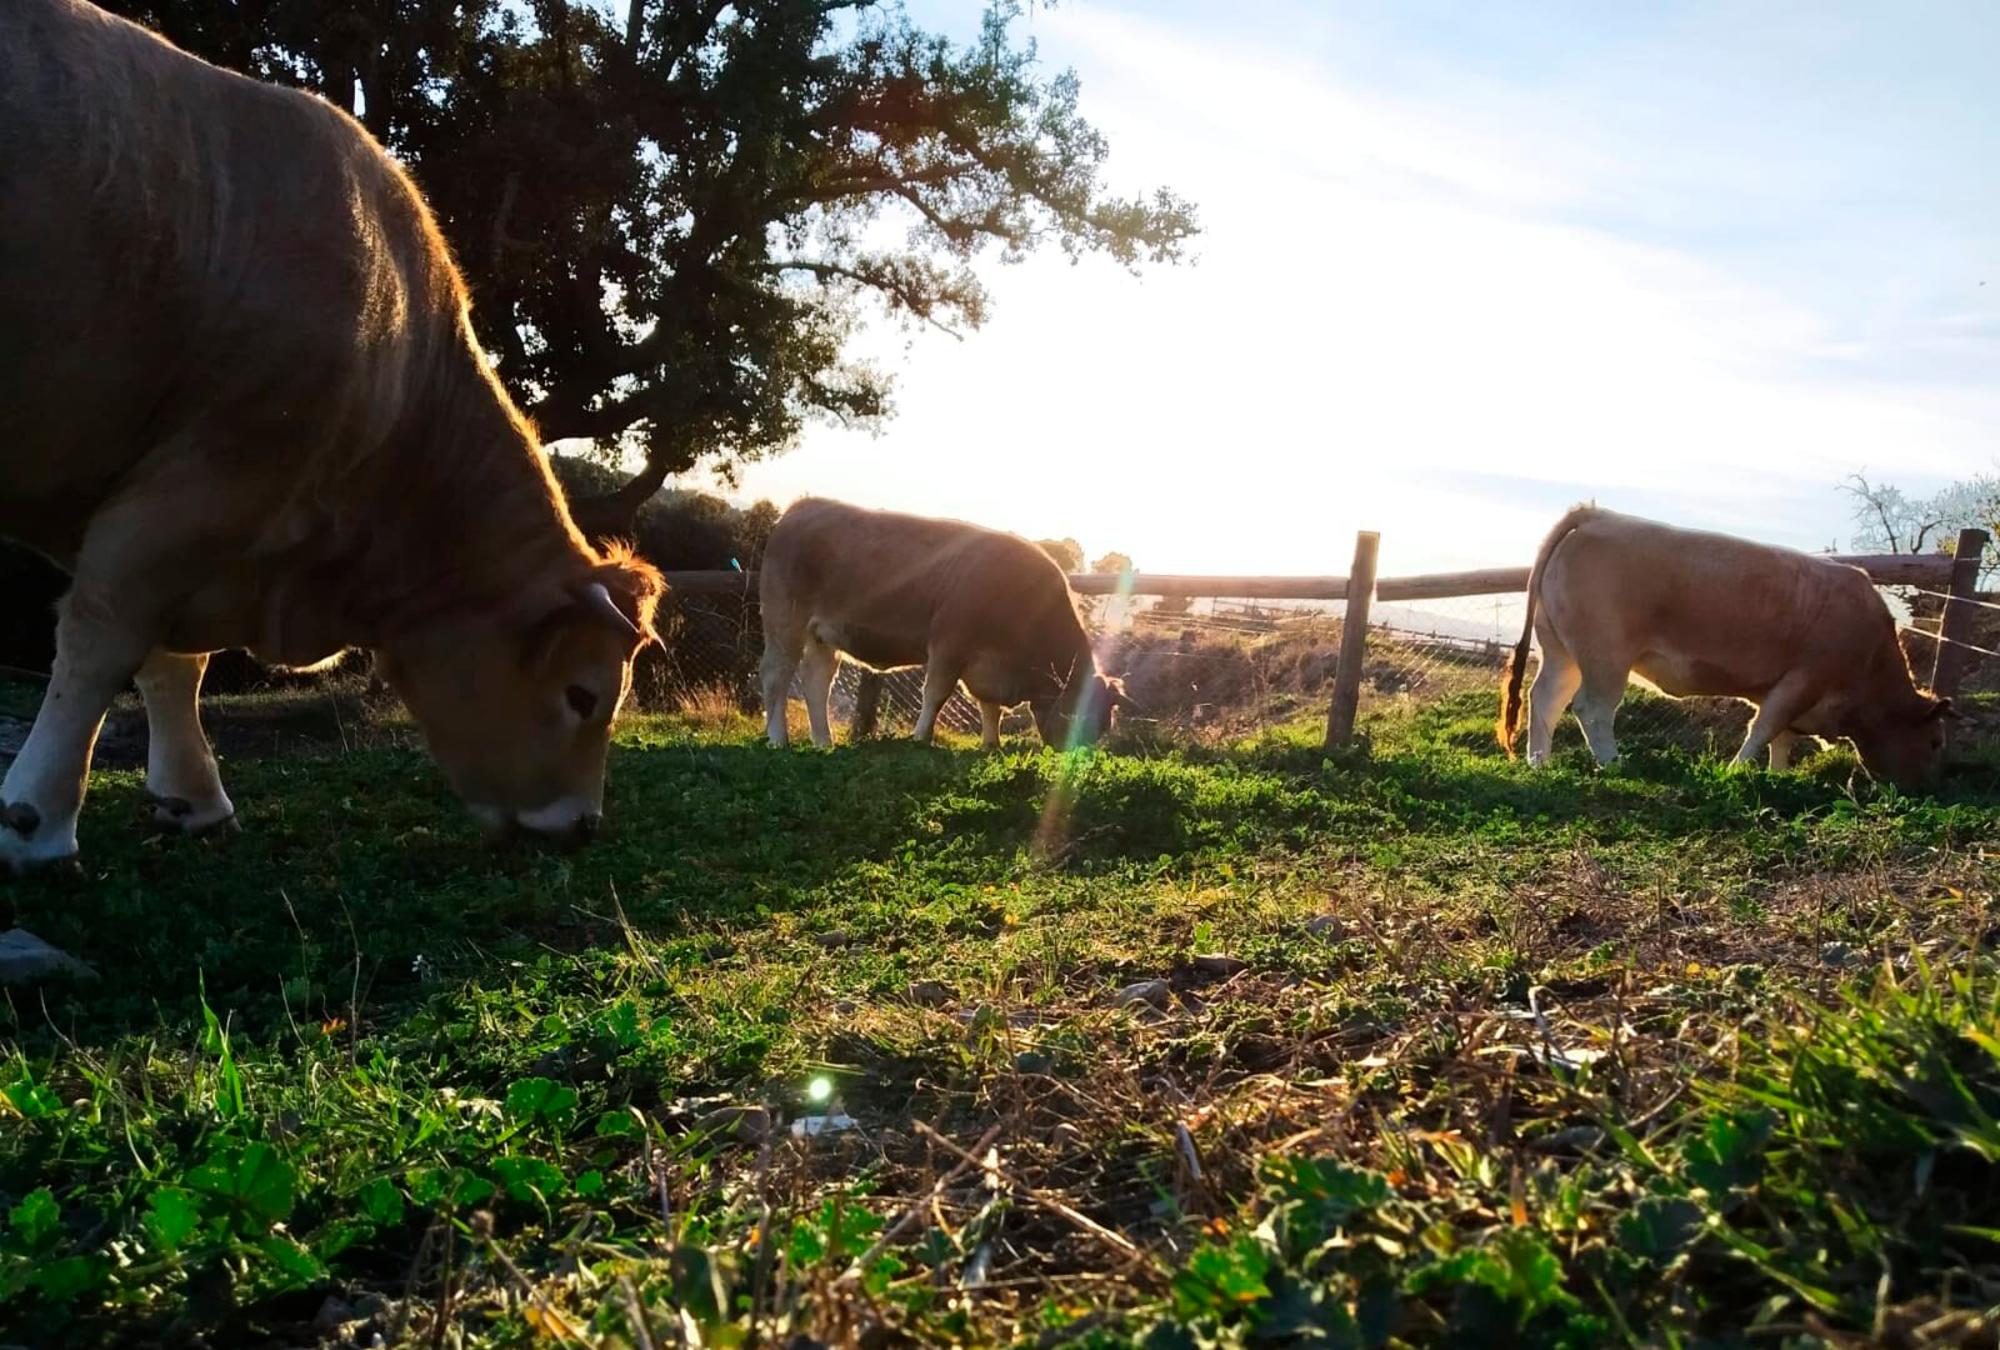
[565,685,599,720]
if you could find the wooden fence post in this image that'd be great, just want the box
[1930,526,1990,703]
[850,671,884,740]
[1324,531,1381,749]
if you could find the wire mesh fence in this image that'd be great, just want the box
[629,576,1999,760]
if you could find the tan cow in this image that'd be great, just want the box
[759,499,1130,749]
[1497,507,1950,788]
[0,0,665,871]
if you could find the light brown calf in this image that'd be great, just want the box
[759,499,1129,749]
[1498,507,1949,788]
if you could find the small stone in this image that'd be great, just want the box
[312,1295,355,1334]
[816,930,854,949]
[0,929,97,986]
[692,1104,772,1144]
[832,999,858,1015]
[1115,979,1172,1011]
[1013,1051,1055,1075]
[1305,916,1347,940]
[1820,941,1853,968]
[1528,1125,1608,1154]
[908,979,954,1007]
[1191,953,1248,978]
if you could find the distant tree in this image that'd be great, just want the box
[548,456,773,571]
[1843,470,1999,582]
[1091,551,1135,576]
[101,0,1197,532]
[1035,538,1084,573]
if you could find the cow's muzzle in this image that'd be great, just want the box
[470,801,604,849]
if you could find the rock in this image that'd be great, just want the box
[1115,979,1172,1011]
[815,930,854,950]
[1191,953,1247,978]
[908,979,954,1007]
[0,929,97,986]
[790,1111,859,1138]
[312,1295,355,1334]
[1013,1051,1055,1075]
[692,1104,772,1144]
[1820,941,1853,968]
[1305,915,1347,941]
[1528,1124,1608,1154]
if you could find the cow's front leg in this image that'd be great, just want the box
[1767,729,1800,773]
[135,649,235,833]
[1736,677,1813,770]
[912,653,960,745]
[0,592,148,871]
[978,700,1003,750]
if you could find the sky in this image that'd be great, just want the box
[695,0,1999,578]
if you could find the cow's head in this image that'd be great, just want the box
[1030,666,1135,749]
[1850,694,1954,791]
[377,550,665,844]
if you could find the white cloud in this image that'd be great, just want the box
[718,3,1998,575]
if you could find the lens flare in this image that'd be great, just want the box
[806,1075,833,1104]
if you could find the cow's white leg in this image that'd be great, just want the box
[1526,642,1582,766]
[135,649,235,832]
[0,591,148,870]
[1767,729,1799,773]
[979,700,1003,750]
[912,654,960,745]
[1572,671,1625,767]
[759,637,802,748]
[1736,677,1813,770]
[797,637,838,749]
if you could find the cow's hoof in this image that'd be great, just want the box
[147,792,238,836]
[0,839,80,876]
[0,928,96,985]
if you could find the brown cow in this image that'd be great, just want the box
[0,0,665,872]
[758,499,1130,749]
[1497,507,1950,788]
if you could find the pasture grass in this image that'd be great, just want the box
[2,685,1997,1346]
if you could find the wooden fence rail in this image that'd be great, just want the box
[659,539,1987,752]
[662,552,1955,602]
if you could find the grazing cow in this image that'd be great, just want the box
[0,0,665,871]
[758,499,1131,749]
[1497,507,1951,788]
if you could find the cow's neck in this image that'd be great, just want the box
[272,361,593,652]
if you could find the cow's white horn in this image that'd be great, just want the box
[577,581,641,637]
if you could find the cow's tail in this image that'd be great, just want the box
[1497,504,1598,756]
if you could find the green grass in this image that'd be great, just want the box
[2,687,1998,1346]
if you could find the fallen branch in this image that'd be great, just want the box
[836,1119,1008,1287]
[912,1121,1158,1276]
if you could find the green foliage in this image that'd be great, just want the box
[99,0,1196,485]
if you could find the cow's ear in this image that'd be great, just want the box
[1105,677,1140,712]
[1928,696,1958,722]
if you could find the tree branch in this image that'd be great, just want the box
[747,260,967,339]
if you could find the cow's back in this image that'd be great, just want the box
[763,498,1081,662]
[0,0,459,562]
[1540,512,1892,695]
